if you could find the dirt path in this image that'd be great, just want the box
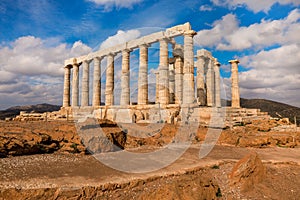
[1,145,299,189]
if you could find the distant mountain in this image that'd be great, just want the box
[223,98,300,124]
[0,103,61,120]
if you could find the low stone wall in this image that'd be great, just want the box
[13,111,69,121]
[58,106,272,129]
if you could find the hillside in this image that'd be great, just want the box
[0,103,61,120]
[223,98,300,124]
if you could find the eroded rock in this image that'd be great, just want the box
[229,152,266,191]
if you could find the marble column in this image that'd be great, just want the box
[182,30,197,104]
[229,59,240,108]
[169,63,175,104]
[174,56,183,104]
[105,53,115,106]
[158,38,170,105]
[138,44,149,105]
[195,53,206,105]
[155,71,159,104]
[71,63,79,107]
[81,60,90,107]
[120,49,131,106]
[206,58,215,107]
[92,57,101,107]
[214,59,221,108]
[63,66,71,107]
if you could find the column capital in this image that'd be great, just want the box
[139,43,150,48]
[214,58,221,67]
[214,61,221,67]
[64,65,72,69]
[107,52,116,57]
[72,58,78,65]
[122,48,133,53]
[83,59,92,64]
[94,56,104,61]
[184,30,197,37]
[159,38,170,43]
[229,59,239,64]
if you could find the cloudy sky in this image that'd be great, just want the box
[0,0,299,109]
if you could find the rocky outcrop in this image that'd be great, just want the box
[0,168,220,200]
[0,121,85,157]
[229,152,266,191]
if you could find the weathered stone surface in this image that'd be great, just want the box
[158,38,170,105]
[71,64,79,106]
[92,57,101,107]
[81,60,90,107]
[77,118,127,153]
[62,66,71,107]
[138,44,149,105]
[105,54,115,106]
[229,59,240,108]
[120,50,131,106]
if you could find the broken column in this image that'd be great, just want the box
[182,30,197,104]
[62,66,71,107]
[105,53,115,106]
[138,44,149,105]
[92,57,101,107]
[120,49,131,106]
[229,59,240,108]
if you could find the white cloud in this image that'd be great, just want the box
[195,9,300,50]
[194,14,239,47]
[100,29,141,49]
[238,44,300,107]
[211,0,300,13]
[0,36,92,109]
[199,5,214,11]
[1,36,91,77]
[87,0,143,10]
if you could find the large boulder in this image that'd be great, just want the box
[229,152,266,191]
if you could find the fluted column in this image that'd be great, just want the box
[71,63,79,107]
[81,60,90,107]
[63,66,71,107]
[206,58,215,107]
[138,44,149,105]
[105,53,115,106]
[120,49,131,106]
[214,59,221,108]
[92,57,101,107]
[169,64,175,104]
[196,52,206,105]
[229,59,240,108]
[174,56,183,104]
[155,71,159,104]
[182,30,197,104]
[158,38,169,105]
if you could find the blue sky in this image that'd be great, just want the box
[0,0,299,109]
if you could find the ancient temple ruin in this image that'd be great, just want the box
[60,22,266,125]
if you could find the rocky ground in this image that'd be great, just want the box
[0,119,300,199]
